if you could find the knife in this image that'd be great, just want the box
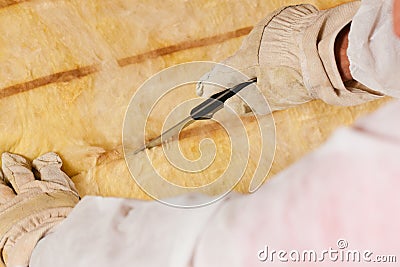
[133,77,257,154]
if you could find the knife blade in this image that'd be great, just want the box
[133,77,257,154]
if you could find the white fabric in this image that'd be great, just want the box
[30,194,223,267]
[30,100,400,267]
[348,0,400,97]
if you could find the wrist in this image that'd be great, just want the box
[395,0,400,37]
[334,23,353,82]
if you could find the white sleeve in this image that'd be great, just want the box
[192,101,400,266]
[29,195,222,267]
[30,101,400,266]
[348,0,400,97]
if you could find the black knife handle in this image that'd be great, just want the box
[190,78,257,120]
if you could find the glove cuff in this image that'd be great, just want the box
[257,4,319,111]
[0,191,79,266]
[301,1,383,106]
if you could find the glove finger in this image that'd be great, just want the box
[32,152,78,193]
[196,65,271,115]
[196,63,255,115]
[225,82,271,115]
[196,61,252,96]
[0,170,16,204]
[196,74,265,116]
[1,152,35,194]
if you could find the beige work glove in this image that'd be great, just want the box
[196,2,381,115]
[0,152,79,267]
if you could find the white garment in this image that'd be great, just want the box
[30,194,224,267]
[31,101,400,267]
[31,1,400,266]
[348,0,400,97]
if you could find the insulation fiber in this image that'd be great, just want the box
[0,0,391,199]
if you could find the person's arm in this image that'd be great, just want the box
[30,100,400,267]
[196,2,380,116]
[347,0,400,98]
[193,100,400,267]
[395,0,400,37]
[335,24,352,82]
[338,0,400,83]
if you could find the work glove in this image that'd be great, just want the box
[0,152,79,267]
[196,2,381,115]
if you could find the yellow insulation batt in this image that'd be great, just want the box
[0,0,391,199]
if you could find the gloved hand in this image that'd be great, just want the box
[0,152,79,267]
[196,2,380,115]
